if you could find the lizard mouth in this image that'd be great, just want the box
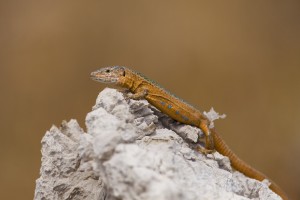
[90,71,118,83]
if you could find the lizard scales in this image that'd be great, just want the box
[91,66,288,200]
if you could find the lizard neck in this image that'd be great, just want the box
[117,68,139,92]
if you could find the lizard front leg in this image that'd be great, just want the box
[127,89,148,100]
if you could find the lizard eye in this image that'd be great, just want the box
[105,69,110,73]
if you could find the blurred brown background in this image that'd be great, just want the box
[1,1,299,199]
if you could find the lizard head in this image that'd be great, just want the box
[90,66,126,84]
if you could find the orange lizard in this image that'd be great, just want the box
[90,66,288,200]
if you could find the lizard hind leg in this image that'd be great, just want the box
[199,120,215,154]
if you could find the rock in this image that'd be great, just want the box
[34,120,106,200]
[35,88,281,200]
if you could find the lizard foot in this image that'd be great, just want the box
[196,146,216,155]
[118,89,131,101]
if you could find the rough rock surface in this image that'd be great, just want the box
[34,88,281,200]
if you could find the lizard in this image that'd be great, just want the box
[90,66,288,200]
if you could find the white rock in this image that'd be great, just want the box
[35,88,281,200]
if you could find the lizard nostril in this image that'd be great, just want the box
[90,71,99,79]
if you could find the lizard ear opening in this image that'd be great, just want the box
[122,70,126,76]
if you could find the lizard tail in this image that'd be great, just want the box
[211,129,289,200]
